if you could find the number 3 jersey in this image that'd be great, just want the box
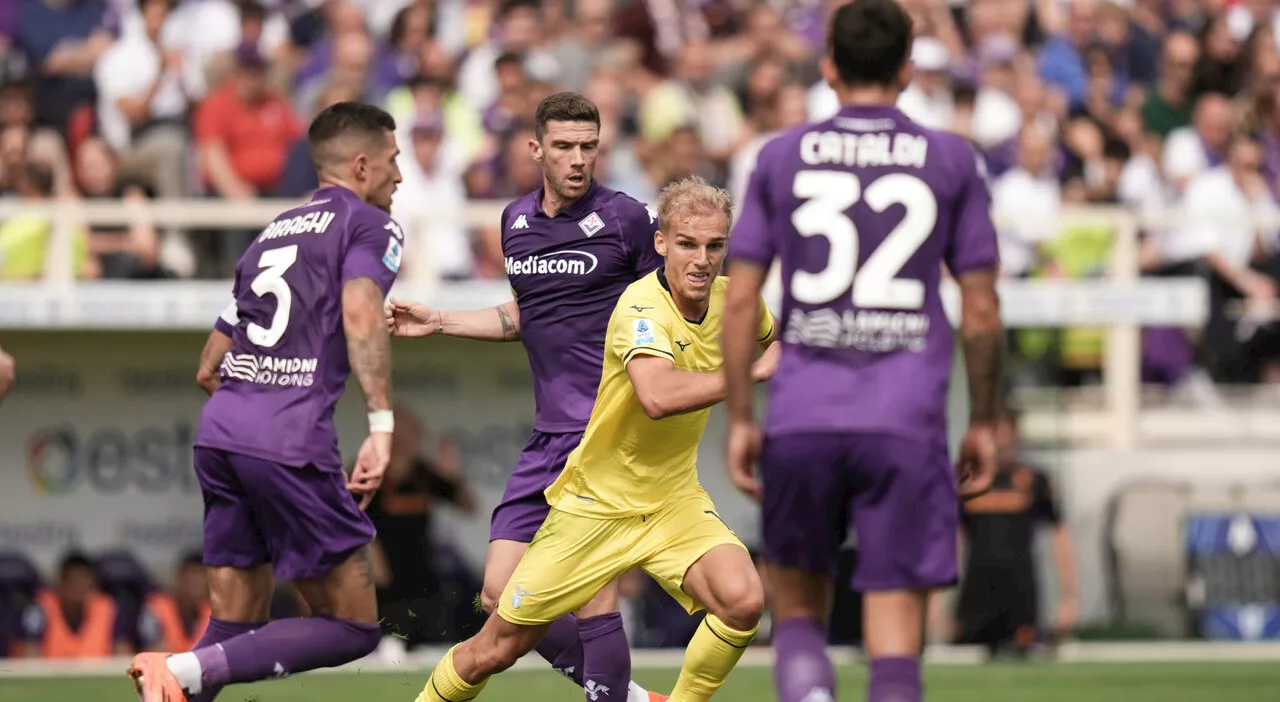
[195,186,403,472]
[729,104,999,440]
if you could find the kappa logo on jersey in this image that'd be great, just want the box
[510,584,532,610]
[646,205,657,223]
[634,318,655,345]
[578,212,605,237]
[505,250,599,276]
[512,214,529,230]
[383,238,403,273]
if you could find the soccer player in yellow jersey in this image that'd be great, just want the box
[417,176,779,702]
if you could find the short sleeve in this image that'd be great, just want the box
[610,296,676,367]
[621,198,663,279]
[20,602,46,640]
[1031,471,1062,525]
[728,148,777,268]
[944,143,1001,276]
[213,270,241,335]
[341,210,403,296]
[756,297,777,344]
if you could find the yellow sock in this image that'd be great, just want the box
[669,614,758,702]
[416,645,489,702]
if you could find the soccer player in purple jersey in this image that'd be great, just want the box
[128,102,405,702]
[387,92,666,702]
[720,1,1005,701]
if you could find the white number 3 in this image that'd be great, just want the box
[790,171,937,310]
[247,245,298,348]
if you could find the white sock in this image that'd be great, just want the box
[165,651,204,695]
[627,680,651,702]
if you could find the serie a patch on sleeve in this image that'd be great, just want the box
[634,318,655,344]
[383,238,403,273]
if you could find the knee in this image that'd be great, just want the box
[348,620,383,659]
[479,587,500,615]
[714,576,765,632]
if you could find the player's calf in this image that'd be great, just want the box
[669,545,763,702]
[417,612,549,702]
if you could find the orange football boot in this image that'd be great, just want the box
[128,652,189,702]
[649,693,670,702]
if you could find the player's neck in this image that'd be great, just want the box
[540,181,584,218]
[835,84,902,109]
[317,177,363,202]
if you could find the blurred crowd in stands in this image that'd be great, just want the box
[5,0,1280,380]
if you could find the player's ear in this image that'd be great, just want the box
[529,136,543,162]
[819,56,838,91]
[897,60,915,93]
[352,151,369,181]
[654,229,667,257]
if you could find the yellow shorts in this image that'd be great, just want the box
[497,491,746,626]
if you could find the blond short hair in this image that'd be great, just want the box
[656,176,733,234]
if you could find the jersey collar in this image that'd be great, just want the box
[655,268,707,325]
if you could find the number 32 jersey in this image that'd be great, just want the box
[196,186,403,472]
[729,104,999,440]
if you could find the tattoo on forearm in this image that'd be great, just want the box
[496,304,519,341]
[349,279,391,410]
[963,329,1004,423]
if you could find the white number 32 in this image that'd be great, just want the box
[790,171,937,310]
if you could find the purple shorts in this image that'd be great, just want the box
[490,430,584,543]
[759,432,959,592]
[194,447,375,581]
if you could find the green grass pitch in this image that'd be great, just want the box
[4,663,1279,702]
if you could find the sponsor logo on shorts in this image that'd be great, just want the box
[511,584,532,610]
[634,318,655,345]
[221,353,319,388]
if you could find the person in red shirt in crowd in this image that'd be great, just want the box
[139,553,212,653]
[194,42,302,200]
[16,553,131,658]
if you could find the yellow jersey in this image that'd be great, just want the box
[546,269,775,518]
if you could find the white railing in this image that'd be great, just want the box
[0,198,1255,450]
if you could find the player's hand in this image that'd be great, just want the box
[751,342,781,382]
[348,432,392,510]
[956,423,997,500]
[726,418,763,501]
[386,297,443,337]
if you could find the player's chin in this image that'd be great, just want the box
[562,174,588,194]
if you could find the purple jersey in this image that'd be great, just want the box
[503,180,663,432]
[196,186,403,471]
[730,104,999,439]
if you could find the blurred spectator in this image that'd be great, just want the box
[294,14,396,116]
[898,36,956,131]
[1179,134,1280,382]
[93,0,189,201]
[138,553,209,652]
[74,137,172,279]
[277,83,360,197]
[1037,0,1100,110]
[16,552,130,658]
[944,407,1078,657]
[457,0,557,113]
[970,35,1024,148]
[1141,31,1200,138]
[993,124,1062,278]
[195,41,302,200]
[366,406,476,648]
[639,41,744,177]
[1193,13,1245,97]
[1163,92,1234,192]
[392,110,473,280]
[549,0,615,94]
[0,163,92,281]
[14,0,113,132]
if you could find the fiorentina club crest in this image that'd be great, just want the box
[579,212,605,237]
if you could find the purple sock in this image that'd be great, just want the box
[868,656,921,702]
[773,618,836,702]
[193,616,380,691]
[534,615,585,685]
[191,617,264,650]
[578,613,630,702]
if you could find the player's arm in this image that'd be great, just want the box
[958,268,1003,425]
[388,294,520,341]
[626,355,731,420]
[723,156,778,425]
[345,276,393,413]
[0,344,13,407]
[196,329,232,396]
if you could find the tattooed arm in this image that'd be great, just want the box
[957,268,1004,424]
[344,277,392,412]
[388,295,520,341]
[195,329,232,396]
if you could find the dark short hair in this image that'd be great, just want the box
[308,101,397,168]
[829,0,914,88]
[533,92,600,141]
[59,552,94,575]
[498,0,539,20]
